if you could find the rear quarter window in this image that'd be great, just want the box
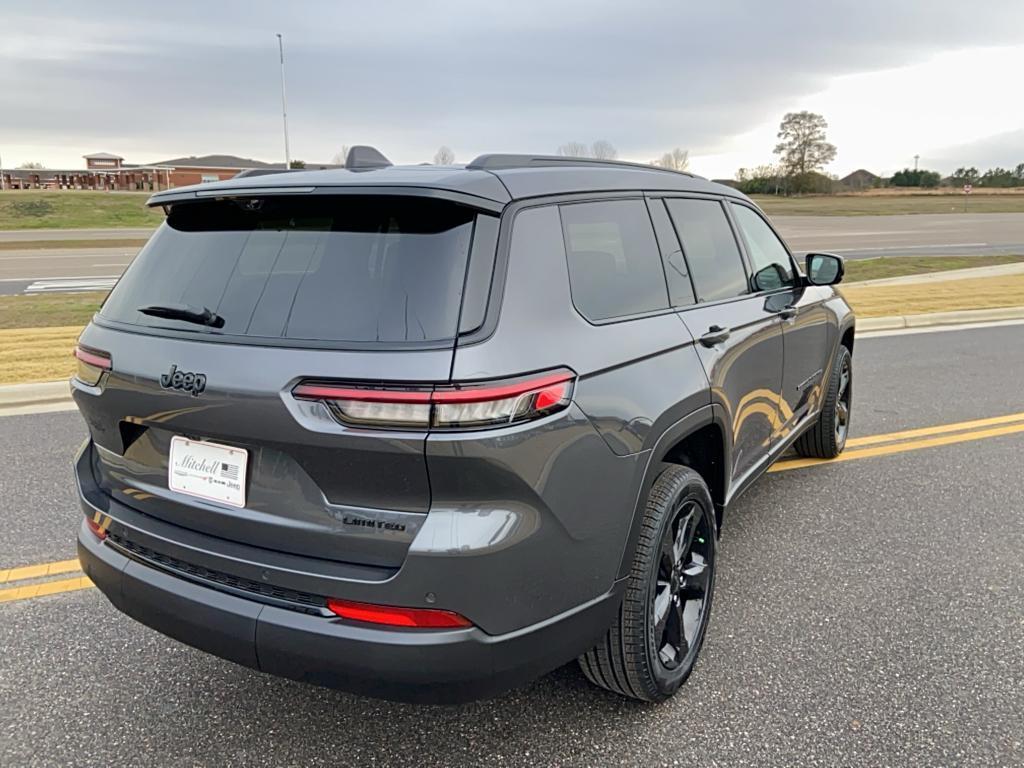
[559,199,669,322]
[99,196,483,345]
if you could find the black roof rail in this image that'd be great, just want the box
[233,168,300,179]
[345,145,393,171]
[465,154,699,178]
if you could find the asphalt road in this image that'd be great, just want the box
[2,322,1023,767]
[1,213,1023,294]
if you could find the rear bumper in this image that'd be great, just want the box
[78,523,623,703]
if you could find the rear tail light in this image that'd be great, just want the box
[73,344,112,386]
[85,515,108,541]
[326,598,472,629]
[293,369,575,430]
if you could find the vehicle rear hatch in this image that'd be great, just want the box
[74,192,499,569]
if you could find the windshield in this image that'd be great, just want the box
[99,195,478,344]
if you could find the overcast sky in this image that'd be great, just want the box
[2,0,1023,178]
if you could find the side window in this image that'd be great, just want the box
[647,199,696,307]
[664,198,748,303]
[560,200,669,321]
[730,203,795,292]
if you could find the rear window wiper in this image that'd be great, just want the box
[137,303,225,328]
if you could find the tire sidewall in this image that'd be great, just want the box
[643,469,717,697]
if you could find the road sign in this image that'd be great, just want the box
[963,184,973,194]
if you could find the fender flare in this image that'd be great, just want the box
[613,403,732,580]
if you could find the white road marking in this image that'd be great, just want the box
[24,278,118,293]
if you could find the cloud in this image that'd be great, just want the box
[2,0,1023,173]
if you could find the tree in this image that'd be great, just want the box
[17,161,44,169]
[890,168,940,188]
[289,160,306,169]
[950,167,980,186]
[773,111,837,182]
[557,141,590,158]
[654,148,689,171]
[735,164,785,195]
[433,146,455,165]
[979,167,1016,188]
[590,140,617,160]
[330,145,351,165]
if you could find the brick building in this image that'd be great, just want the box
[1,153,338,191]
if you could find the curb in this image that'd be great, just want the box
[856,305,1024,332]
[0,380,75,417]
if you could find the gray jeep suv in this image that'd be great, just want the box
[73,150,854,703]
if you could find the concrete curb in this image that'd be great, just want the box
[0,380,75,417]
[856,305,1024,331]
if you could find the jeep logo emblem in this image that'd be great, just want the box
[160,364,207,396]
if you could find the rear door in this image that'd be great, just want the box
[658,196,785,486]
[75,194,496,568]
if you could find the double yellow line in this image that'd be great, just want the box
[770,410,1024,472]
[3,409,1024,606]
[0,558,92,603]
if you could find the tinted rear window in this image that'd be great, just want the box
[665,198,748,303]
[100,196,478,344]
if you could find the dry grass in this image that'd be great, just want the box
[0,292,105,329]
[0,238,147,251]
[843,255,1024,283]
[754,193,1024,216]
[0,326,80,385]
[840,273,1024,317]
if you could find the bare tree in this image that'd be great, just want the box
[653,148,689,171]
[557,141,590,158]
[330,145,351,165]
[17,161,44,169]
[433,146,455,165]
[590,140,617,160]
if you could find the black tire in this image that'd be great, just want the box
[579,465,717,702]
[794,345,852,459]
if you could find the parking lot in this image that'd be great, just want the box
[0,320,1021,766]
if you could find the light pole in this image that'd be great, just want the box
[913,154,919,172]
[276,33,291,169]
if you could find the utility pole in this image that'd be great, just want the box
[276,34,291,169]
[913,154,919,172]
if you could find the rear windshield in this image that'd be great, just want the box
[100,196,479,345]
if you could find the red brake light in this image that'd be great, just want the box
[85,516,108,541]
[73,344,112,386]
[73,345,112,370]
[326,598,472,629]
[293,369,575,430]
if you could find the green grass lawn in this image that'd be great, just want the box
[754,193,1024,216]
[0,238,148,251]
[0,291,106,329]
[843,254,1024,282]
[0,191,164,230]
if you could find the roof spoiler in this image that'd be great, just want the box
[345,146,392,171]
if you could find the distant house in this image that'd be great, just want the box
[839,169,880,190]
[1,152,339,191]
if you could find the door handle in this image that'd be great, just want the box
[699,325,731,347]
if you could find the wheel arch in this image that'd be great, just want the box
[615,405,731,580]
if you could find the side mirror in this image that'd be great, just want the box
[805,253,845,286]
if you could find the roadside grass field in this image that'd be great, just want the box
[0,326,81,385]
[839,273,1024,317]
[843,254,1024,282]
[0,238,148,251]
[0,191,163,230]
[754,192,1024,216]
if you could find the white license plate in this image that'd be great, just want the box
[168,436,247,508]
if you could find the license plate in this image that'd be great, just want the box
[168,436,247,508]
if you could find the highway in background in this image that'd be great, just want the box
[2,212,1023,295]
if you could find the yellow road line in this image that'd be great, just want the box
[0,558,81,584]
[845,411,1024,448]
[0,575,93,604]
[772,420,1024,472]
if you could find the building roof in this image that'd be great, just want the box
[82,152,124,160]
[145,154,275,169]
[840,169,880,186]
[147,158,749,210]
